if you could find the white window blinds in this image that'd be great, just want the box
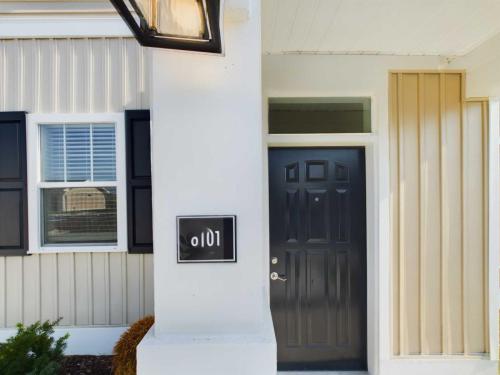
[41,124,116,182]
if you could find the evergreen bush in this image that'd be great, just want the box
[0,318,68,375]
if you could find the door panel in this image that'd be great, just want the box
[269,148,366,371]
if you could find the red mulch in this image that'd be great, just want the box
[60,355,113,375]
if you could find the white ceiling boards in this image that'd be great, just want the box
[262,0,500,56]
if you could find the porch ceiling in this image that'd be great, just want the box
[262,0,500,57]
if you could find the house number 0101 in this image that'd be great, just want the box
[190,228,221,248]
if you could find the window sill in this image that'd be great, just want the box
[28,246,127,254]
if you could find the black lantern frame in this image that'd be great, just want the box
[110,0,223,54]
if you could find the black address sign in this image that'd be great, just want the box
[177,216,237,263]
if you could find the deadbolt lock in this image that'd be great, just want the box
[271,257,278,265]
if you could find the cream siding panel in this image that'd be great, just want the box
[419,73,442,354]
[0,38,153,328]
[56,39,72,113]
[23,255,40,325]
[399,73,421,354]
[126,254,143,323]
[109,252,127,325]
[91,39,107,113]
[74,253,93,326]
[390,72,488,356]
[108,39,125,112]
[144,254,154,316]
[5,258,23,327]
[463,100,488,354]
[92,253,110,325]
[39,40,57,113]
[58,254,76,326]
[441,74,463,354]
[40,254,58,322]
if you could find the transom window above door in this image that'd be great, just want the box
[268,97,371,134]
[27,114,127,253]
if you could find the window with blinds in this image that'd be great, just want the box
[39,123,118,246]
[41,124,116,182]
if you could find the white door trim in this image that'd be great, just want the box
[262,95,385,375]
[488,97,500,361]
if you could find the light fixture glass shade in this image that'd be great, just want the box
[111,0,222,53]
[135,0,152,25]
[157,0,207,39]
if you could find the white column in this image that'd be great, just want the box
[137,0,276,373]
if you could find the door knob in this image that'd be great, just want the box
[270,272,287,282]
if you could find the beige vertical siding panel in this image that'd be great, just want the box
[419,74,442,354]
[144,254,154,316]
[126,254,142,323]
[0,38,152,329]
[90,39,107,113]
[73,39,91,113]
[56,39,72,113]
[390,72,487,357]
[389,73,400,355]
[124,39,139,109]
[91,253,110,325]
[5,258,23,327]
[399,73,421,354]
[107,39,124,112]
[441,74,464,354]
[463,101,486,354]
[57,254,76,326]
[38,40,56,113]
[40,254,58,321]
[22,255,41,325]
[109,252,126,325]
[21,40,37,112]
[139,46,149,109]
[0,258,5,327]
[4,40,21,111]
[74,253,92,325]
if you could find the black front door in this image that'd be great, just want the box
[269,147,367,371]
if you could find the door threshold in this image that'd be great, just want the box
[278,372,368,375]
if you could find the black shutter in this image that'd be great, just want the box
[126,110,153,253]
[0,112,28,256]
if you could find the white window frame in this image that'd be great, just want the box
[27,113,127,253]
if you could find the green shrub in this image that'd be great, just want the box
[0,318,68,375]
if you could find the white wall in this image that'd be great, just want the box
[450,32,500,96]
[138,0,276,373]
[150,14,269,339]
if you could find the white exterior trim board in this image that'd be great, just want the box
[488,98,500,361]
[0,15,132,39]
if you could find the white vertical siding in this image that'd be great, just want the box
[0,38,153,327]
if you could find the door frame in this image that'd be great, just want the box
[262,95,387,375]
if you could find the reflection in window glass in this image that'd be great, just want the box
[269,97,371,134]
[42,188,117,245]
